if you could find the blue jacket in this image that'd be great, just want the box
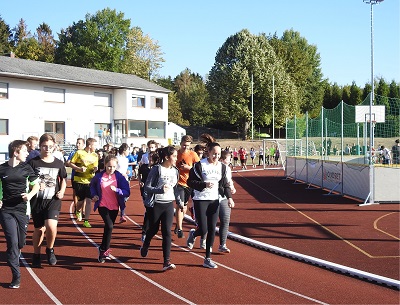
[90,170,130,212]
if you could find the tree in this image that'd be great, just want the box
[342,85,351,104]
[349,81,362,105]
[388,80,400,99]
[175,69,212,126]
[330,83,342,109]
[0,16,13,55]
[12,18,42,60]
[268,29,324,114]
[207,29,299,139]
[121,27,164,80]
[55,8,130,72]
[36,22,56,62]
[167,91,189,126]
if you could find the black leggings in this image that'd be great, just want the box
[144,201,174,263]
[0,210,29,278]
[98,207,118,251]
[193,199,220,258]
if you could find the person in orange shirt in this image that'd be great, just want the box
[174,135,199,238]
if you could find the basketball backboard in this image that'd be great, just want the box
[355,105,385,123]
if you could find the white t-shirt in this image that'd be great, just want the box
[117,154,129,176]
[155,166,178,202]
[192,159,222,201]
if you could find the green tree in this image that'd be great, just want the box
[388,80,400,99]
[36,22,55,62]
[376,77,390,97]
[121,27,164,80]
[268,29,324,114]
[349,81,362,105]
[175,69,212,126]
[0,16,13,55]
[55,8,130,72]
[12,18,42,60]
[207,29,299,139]
[167,91,189,126]
[362,83,372,101]
[342,85,351,105]
[330,83,342,109]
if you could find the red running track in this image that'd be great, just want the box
[0,168,399,304]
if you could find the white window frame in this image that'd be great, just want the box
[0,82,8,99]
[151,96,163,109]
[0,119,9,135]
[132,95,145,108]
[94,92,112,107]
[44,87,65,103]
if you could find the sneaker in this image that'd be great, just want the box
[31,253,41,268]
[177,229,184,238]
[200,238,206,249]
[75,211,82,221]
[203,257,218,269]
[119,216,127,223]
[140,242,149,258]
[186,229,196,249]
[9,276,20,289]
[162,261,176,271]
[46,248,57,265]
[98,248,111,263]
[218,244,231,253]
[83,220,91,228]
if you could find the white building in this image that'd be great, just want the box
[167,122,187,145]
[0,56,172,156]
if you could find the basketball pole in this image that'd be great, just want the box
[360,0,384,206]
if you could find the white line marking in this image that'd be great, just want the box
[69,203,195,305]
[20,254,63,305]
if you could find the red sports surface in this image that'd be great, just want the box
[1,168,399,304]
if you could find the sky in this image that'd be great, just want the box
[1,0,399,86]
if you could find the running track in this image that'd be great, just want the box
[0,168,399,304]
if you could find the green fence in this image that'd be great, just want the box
[286,94,400,165]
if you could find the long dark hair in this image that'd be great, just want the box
[153,145,176,165]
[199,133,220,151]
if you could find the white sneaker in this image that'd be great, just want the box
[218,244,231,253]
[187,229,196,249]
[203,257,218,269]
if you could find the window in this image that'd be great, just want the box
[44,87,65,103]
[0,82,8,99]
[44,121,65,142]
[0,119,8,135]
[151,96,163,109]
[94,92,112,107]
[128,120,146,137]
[148,121,165,138]
[132,95,145,107]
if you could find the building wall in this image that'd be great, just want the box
[0,76,169,152]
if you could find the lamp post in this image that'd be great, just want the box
[362,0,383,205]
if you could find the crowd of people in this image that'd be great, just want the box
[0,133,242,288]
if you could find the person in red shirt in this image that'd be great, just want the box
[238,147,247,170]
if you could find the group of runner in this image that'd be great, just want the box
[0,133,237,288]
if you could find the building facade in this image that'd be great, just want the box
[0,56,181,157]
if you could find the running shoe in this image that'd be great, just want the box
[119,216,127,223]
[46,248,57,265]
[162,261,176,271]
[140,242,149,258]
[83,220,92,228]
[75,211,82,221]
[9,276,20,289]
[31,253,41,268]
[187,228,196,249]
[203,257,218,269]
[218,244,231,253]
[177,229,184,238]
[98,248,111,263]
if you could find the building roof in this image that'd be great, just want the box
[0,56,169,93]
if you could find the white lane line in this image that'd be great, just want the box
[69,203,195,305]
[126,215,329,305]
[20,254,63,305]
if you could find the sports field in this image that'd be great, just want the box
[0,167,399,304]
